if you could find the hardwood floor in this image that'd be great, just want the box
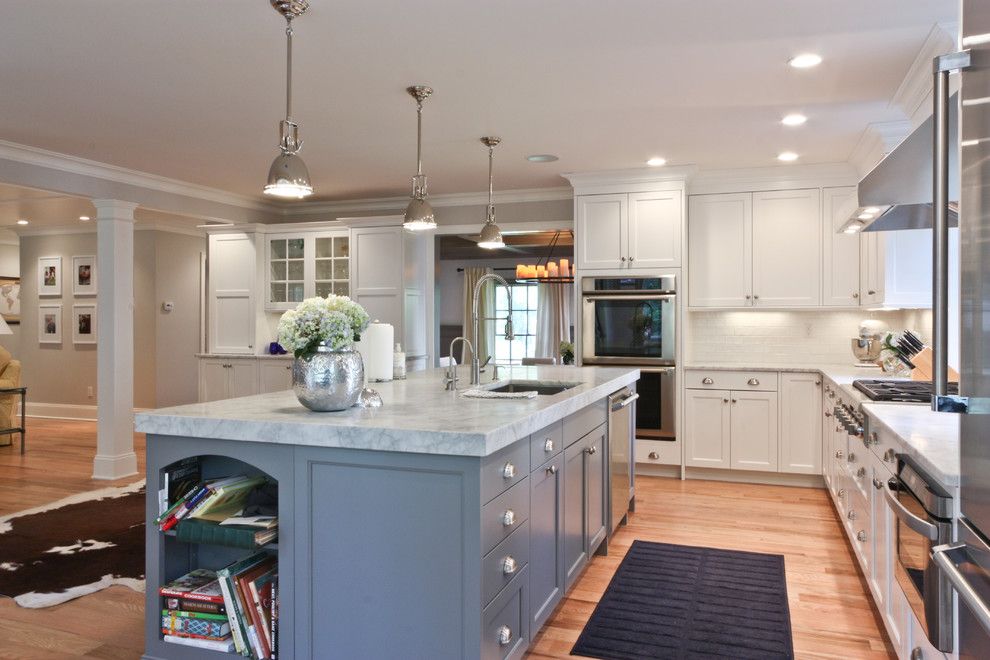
[0,419,893,659]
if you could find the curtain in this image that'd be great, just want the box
[536,282,573,361]
[462,267,494,365]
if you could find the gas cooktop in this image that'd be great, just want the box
[853,379,959,403]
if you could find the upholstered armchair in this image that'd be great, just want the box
[0,345,21,447]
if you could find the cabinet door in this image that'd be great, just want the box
[881,228,933,308]
[868,457,888,610]
[576,194,627,270]
[779,373,822,474]
[562,436,588,590]
[227,360,259,399]
[684,389,731,468]
[584,428,607,557]
[822,187,862,307]
[628,191,681,268]
[199,359,229,403]
[751,189,821,307]
[529,456,564,631]
[688,193,752,307]
[729,391,779,472]
[209,233,256,354]
[259,360,293,393]
[352,226,404,341]
[860,231,885,305]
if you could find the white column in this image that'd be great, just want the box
[92,199,139,480]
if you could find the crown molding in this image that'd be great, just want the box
[561,166,697,195]
[848,120,912,178]
[687,162,858,195]
[890,23,957,129]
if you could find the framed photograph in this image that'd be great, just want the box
[0,277,21,324]
[39,304,62,344]
[38,256,62,297]
[72,255,97,296]
[72,303,97,344]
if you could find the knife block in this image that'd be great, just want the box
[909,347,960,382]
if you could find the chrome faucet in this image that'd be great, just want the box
[471,273,514,385]
[445,337,474,391]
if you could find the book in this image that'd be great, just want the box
[163,597,225,615]
[160,608,228,622]
[248,569,276,652]
[176,518,277,549]
[161,612,231,638]
[216,551,271,656]
[159,569,224,603]
[221,515,278,530]
[162,634,235,653]
[190,476,267,523]
[160,484,211,531]
[270,577,278,660]
[236,558,277,659]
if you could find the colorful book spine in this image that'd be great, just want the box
[163,597,225,614]
[161,608,227,622]
[270,577,278,660]
[175,519,272,549]
[161,614,231,638]
[160,485,211,531]
[217,572,249,655]
[162,634,235,653]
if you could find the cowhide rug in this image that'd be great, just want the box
[0,480,146,608]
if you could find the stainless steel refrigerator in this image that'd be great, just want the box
[931,2,990,658]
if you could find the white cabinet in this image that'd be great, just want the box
[198,357,259,402]
[208,233,257,354]
[259,359,293,393]
[860,227,959,309]
[576,191,682,271]
[822,186,862,307]
[265,231,350,311]
[687,193,752,307]
[729,391,778,471]
[778,373,822,474]
[684,389,731,468]
[751,189,821,307]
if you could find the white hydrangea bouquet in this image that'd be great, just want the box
[277,295,371,359]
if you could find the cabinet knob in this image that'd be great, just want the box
[501,556,518,576]
[868,432,879,446]
[497,625,513,647]
[868,290,876,295]
[857,467,866,478]
[852,292,859,299]
[847,509,856,521]
[884,448,897,463]
[586,445,598,455]
[824,411,832,417]
[620,256,627,262]
[731,398,737,404]
[648,451,660,460]
[911,647,925,660]
[723,398,729,403]
[546,464,558,475]
[747,378,760,386]
[544,438,554,453]
[502,510,516,527]
[285,365,291,370]
[745,294,752,300]
[848,452,856,463]
[815,381,821,386]
[857,530,867,542]
[502,462,516,479]
[702,377,714,385]
[628,256,634,262]
[838,489,846,498]
[873,478,883,490]
[753,295,760,300]
[836,425,843,432]
[835,450,844,459]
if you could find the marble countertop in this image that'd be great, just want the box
[135,365,639,457]
[862,403,960,486]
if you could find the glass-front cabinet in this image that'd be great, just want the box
[266,231,350,310]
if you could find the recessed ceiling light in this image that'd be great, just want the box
[79,215,90,221]
[857,213,874,220]
[781,113,807,127]
[646,157,667,167]
[15,219,28,226]
[789,53,822,69]
[777,151,799,162]
[863,207,880,214]
[526,154,559,163]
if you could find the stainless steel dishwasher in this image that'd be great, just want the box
[608,387,639,535]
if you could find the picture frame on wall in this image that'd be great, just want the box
[72,303,96,344]
[72,255,97,296]
[39,304,62,344]
[0,277,21,324]
[38,256,62,297]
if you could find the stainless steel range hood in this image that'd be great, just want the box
[847,93,959,232]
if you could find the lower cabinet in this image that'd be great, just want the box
[198,357,259,402]
[259,359,293,393]
[683,388,778,472]
[529,455,564,632]
[562,425,608,591]
[778,373,822,474]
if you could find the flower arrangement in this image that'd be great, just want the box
[559,340,575,365]
[277,295,371,359]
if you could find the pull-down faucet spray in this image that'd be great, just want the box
[471,273,514,385]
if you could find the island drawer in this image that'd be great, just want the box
[482,565,529,660]
[482,478,530,555]
[482,521,530,607]
[684,369,778,391]
[563,399,607,447]
[529,420,563,469]
[482,440,530,504]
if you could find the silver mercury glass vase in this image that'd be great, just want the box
[292,345,365,412]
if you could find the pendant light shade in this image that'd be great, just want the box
[477,136,504,249]
[403,85,437,231]
[263,1,314,199]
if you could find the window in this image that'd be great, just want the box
[494,283,538,365]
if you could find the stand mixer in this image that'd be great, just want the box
[851,319,886,367]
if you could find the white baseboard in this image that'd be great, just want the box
[25,402,150,422]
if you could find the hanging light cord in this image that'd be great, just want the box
[415,99,424,177]
[486,144,496,222]
[285,20,293,122]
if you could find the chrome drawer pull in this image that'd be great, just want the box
[502,462,516,479]
[835,450,843,459]
[501,556,517,576]
[873,478,883,490]
[546,464,558,475]
[847,509,857,521]
[747,378,760,386]
[857,530,867,542]
[838,489,846,498]
[648,451,659,460]
[702,377,714,385]
[848,452,856,463]
[857,467,866,478]
[544,438,554,453]
[497,625,512,646]
[586,445,598,455]
[502,510,515,527]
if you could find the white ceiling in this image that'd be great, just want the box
[0,1,956,202]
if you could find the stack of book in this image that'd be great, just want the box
[160,554,278,659]
[157,474,272,540]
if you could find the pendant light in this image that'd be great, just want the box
[403,85,437,231]
[263,0,314,199]
[477,136,505,249]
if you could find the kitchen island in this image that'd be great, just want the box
[136,365,638,660]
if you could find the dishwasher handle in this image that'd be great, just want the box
[883,478,938,540]
[611,392,640,411]
[932,542,990,638]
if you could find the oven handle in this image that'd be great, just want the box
[932,542,990,638]
[883,478,939,540]
[583,294,676,302]
[611,392,640,411]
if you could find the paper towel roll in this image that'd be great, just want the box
[358,321,394,382]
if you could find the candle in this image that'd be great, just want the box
[537,265,547,278]
[560,259,570,277]
[516,264,525,279]
[548,262,559,277]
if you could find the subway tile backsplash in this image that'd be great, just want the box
[684,309,927,366]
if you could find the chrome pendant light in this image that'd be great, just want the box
[263,0,314,199]
[403,85,437,231]
[477,136,504,249]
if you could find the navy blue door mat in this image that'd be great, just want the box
[571,540,794,659]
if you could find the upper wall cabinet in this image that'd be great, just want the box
[860,228,957,309]
[265,230,350,311]
[688,189,822,308]
[208,233,257,354]
[576,191,682,271]
[822,186,862,307]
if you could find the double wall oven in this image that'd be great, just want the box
[581,276,675,442]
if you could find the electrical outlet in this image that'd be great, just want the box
[87,386,94,399]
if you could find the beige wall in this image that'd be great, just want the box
[19,229,204,410]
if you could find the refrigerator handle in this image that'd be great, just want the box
[932,542,990,637]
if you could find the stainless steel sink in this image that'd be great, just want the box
[486,380,581,396]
